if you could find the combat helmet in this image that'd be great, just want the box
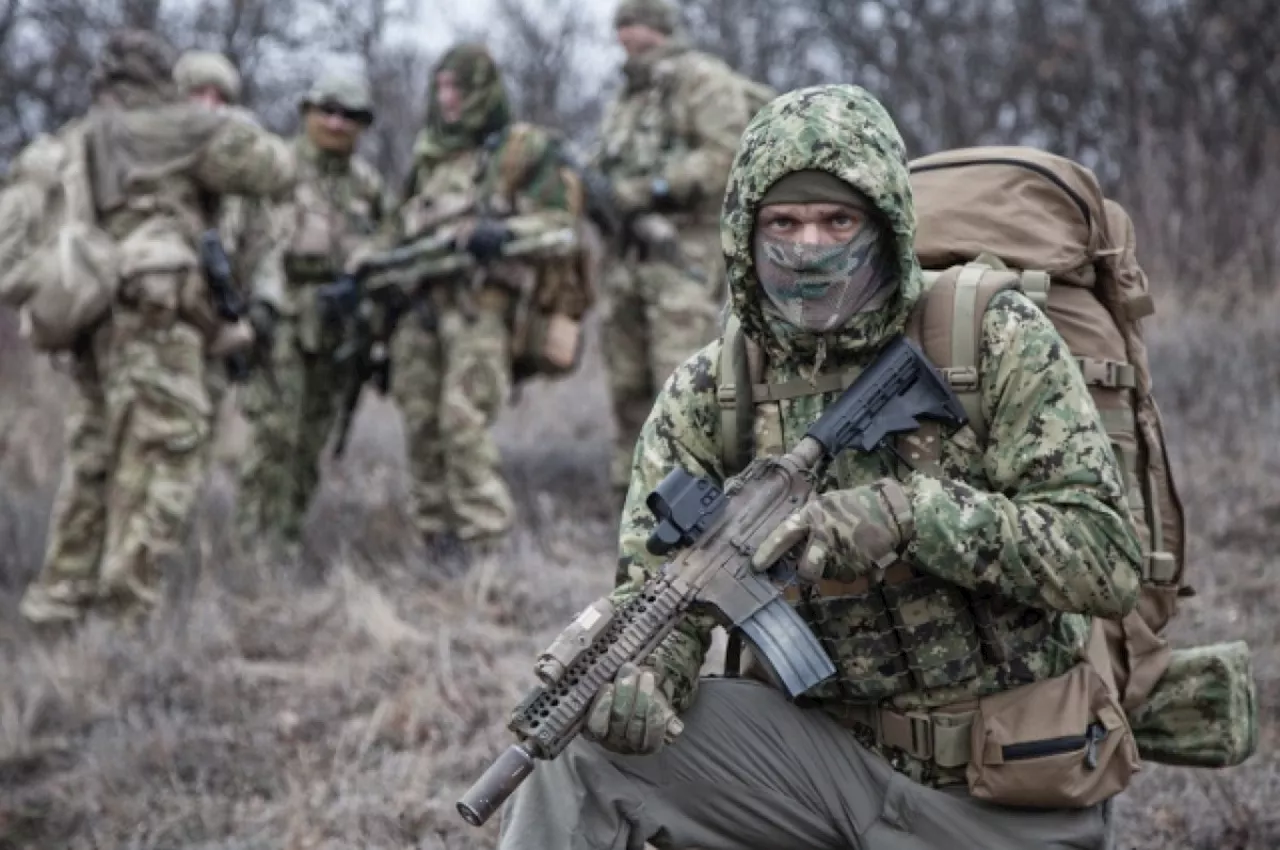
[299,71,375,125]
[173,50,242,103]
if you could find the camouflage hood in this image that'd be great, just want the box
[91,29,179,108]
[722,85,923,364]
[413,43,511,166]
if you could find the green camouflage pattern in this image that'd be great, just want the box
[392,83,578,542]
[412,43,511,167]
[233,135,385,549]
[593,42,755,493]
[1130,642,1258,767]
[751,479,908,582]
[609,85,1142,784]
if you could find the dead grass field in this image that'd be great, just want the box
[0,303,1275,849]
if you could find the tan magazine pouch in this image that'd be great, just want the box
[966,620,1140,807]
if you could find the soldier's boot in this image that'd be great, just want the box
[18,580,91,627]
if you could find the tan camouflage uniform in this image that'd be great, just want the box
[172,51,284,433]
[390,44,581,545]
[499,85,1144,849]
[595,0,759,495]
[234,74,386,548]
[19,30,295,625]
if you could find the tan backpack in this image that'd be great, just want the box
[718,146,1187,710]
[0,123,119,351]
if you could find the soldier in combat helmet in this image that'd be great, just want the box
[233,70,387,554]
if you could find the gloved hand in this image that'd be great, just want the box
[610,176,658,216]
[750,479,914,583]
[462,218,514,263]
[317,273,360,320]
[247,300,278,350]
[584,662,684,756]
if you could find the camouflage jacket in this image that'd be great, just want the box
[592,43,755,226]
[267,135,386,313]
[611,86,1143,782]
[396,122,581,258]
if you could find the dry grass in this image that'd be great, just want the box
[0,303,1275,850]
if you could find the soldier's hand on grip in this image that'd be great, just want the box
[584,662,683,756]
[750,479,914,583]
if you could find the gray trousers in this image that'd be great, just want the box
[497,678,1111,850]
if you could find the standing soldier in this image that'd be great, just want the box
[171,49,286,426]
[233,71,387,553]
[389,43,585,556]
[595,0,766,502]
[18,30,295,627]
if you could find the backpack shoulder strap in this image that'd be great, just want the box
[717,312,757,477]
[909,262,1026,441]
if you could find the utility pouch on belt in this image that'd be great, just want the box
[965,622,1140,808]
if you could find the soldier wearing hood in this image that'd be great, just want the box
[389,43,583,553]
[497,86,1142,849]
[233,70,387,551]
[19,30,295,626]
[595,0,768,502]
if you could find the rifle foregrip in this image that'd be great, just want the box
[456,742,536,827]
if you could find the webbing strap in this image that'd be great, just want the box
[1018,269,1051,311]
[951,265,987,430]
[717,313,752,476]
[1077,357,1137,389]
[751,371,857,402]
[835,704,975,769]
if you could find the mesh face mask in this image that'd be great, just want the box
[753,217,895,333]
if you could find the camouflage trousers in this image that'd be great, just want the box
[602,225,723,494]
[391,295,514,543]
[235,316,344,548]
[20,312,216,625]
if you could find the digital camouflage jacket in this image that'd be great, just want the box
[610,85,1143,780]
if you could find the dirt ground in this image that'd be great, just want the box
[0,301,1275,849]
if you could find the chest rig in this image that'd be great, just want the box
[718,298,1054,704]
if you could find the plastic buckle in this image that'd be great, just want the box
[906,711,935,762]
[942,367,979,393]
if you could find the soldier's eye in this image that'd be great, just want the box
[829,213,859,229]
[765,216,796,231]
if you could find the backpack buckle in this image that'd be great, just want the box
[942,366,979,392]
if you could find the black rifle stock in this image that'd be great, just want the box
[457,335,968,827]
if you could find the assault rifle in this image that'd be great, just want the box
[320,226,579,458]
[456,335,969,827]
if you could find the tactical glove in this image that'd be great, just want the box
[462,218,514,263]
[584,662,684,756]
[318,273,361,320]
[750,479,914,583]
[611,176,659,216]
